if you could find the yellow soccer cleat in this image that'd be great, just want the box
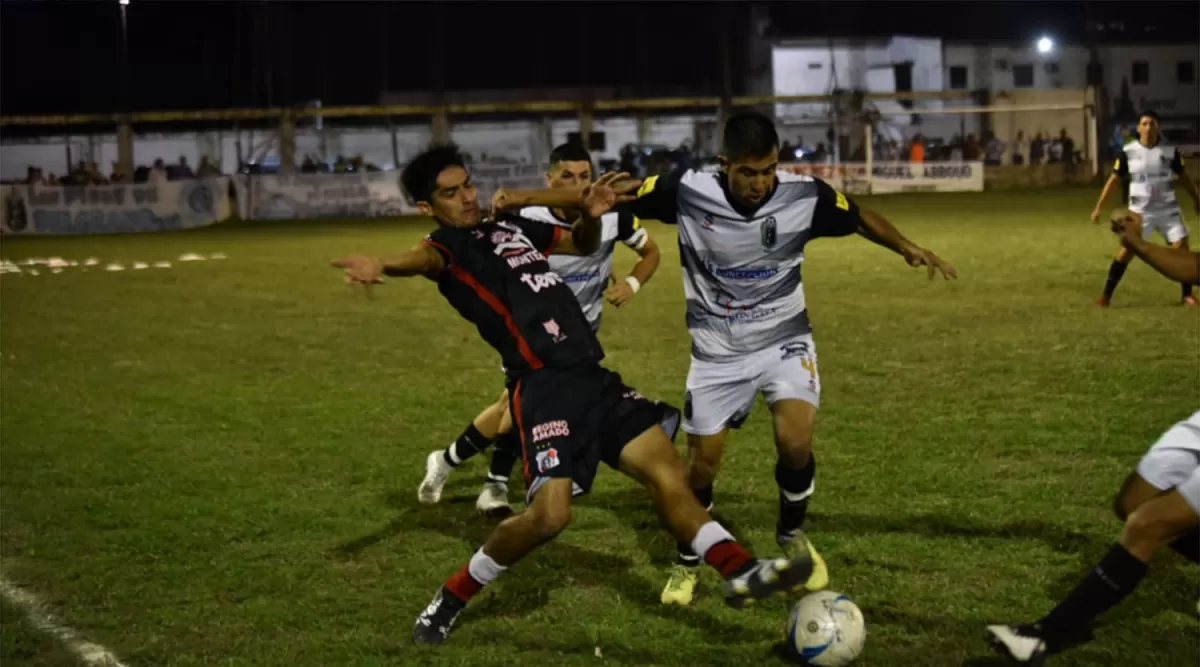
[780,531,828,592]
[660,564,700,606]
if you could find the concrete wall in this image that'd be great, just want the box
[0,115,712,182]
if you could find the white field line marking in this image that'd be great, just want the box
[0,574,130,667]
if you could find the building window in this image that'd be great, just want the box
[1132,61,1149,85]
[1043,62,1060,75]
[1013,64,1034,88]
[1179,61,1196,83]
[949,65,968,89]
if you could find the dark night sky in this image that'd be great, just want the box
[1,1,1196,116]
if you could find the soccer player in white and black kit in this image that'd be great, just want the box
[1090,111,1200,306]
[416,144,661,515]
[622,112,957,605]
[987,410,1200,663]
[333,146,814,645]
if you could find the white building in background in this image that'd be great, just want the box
[764,35,1197,151]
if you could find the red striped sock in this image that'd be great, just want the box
[444,563,483,602]
[704,540,752,579]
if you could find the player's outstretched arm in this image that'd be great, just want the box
[1092,155,1128,222]
[857,207,957,281]
[1112,209,1200,284]
[331,244,445,283]
[545,173,642,256]
[1171,152,1200,213]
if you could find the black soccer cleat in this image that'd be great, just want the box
[721,552,814,609]
[412,586,467,646]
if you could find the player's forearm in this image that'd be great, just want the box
[857,208,919,256]
[380,247,437,277]
[1179,175,1200,208]
[1124,239,1200,285]
[570,214,603,255]
[627,242,661,286]
[501,187,584,211]
[1095,175,1118,209]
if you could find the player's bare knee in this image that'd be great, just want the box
[1120,506,1176,548]
[776,437,813,469]
[687,453,721,487]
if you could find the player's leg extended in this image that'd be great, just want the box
[1169,233,1197,304]
[413,477,575,645]
[660,428,730,604]
[761,337,827,591]
[988,484,1199,663]
[661,359,756,605]
[769,398,827,591]
[1098,243,1135,307]
[477,403,518,515]
[619,424,813,609]
[420,389,508,504]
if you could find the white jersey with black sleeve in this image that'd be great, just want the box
[625,168,863,361]
[518,206,647,332]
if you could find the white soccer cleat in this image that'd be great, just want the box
[475,481,511,515]
[418,451,453,505]
[986,624,1051,664]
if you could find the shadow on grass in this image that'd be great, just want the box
[332,487,773,657]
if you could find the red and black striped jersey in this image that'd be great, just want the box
[422,213,604,377]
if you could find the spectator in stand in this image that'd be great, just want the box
[24,166,45,185]
[1011,130,1027,166]
[300,156,320,174]
[1059,128,1077,177]
[196,156,221,178]
[984,132,1005,166]
[964,134,982,160]
[170,156,195,180]
[148,159,169,184]
[110,161,129,183]
[1031,132,1047,165]
[909,135,925,163]
[780,140,795,162]
[47,173,59,185]
[86,162,109,185]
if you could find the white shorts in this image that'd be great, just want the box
[682,335,820,436]
[1140,209,1189,244]
[1136,420,1200,514]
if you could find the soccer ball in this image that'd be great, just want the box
[786,591,866,666]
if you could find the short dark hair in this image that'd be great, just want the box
[401,144,467,203]
[1138,110,1160,122]
[548,143,593,168]
[722,111,779,160]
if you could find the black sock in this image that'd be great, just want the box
[487,432,519,484]
[776,455,815,541]
[677,484,714,566]
[1103,260,1129,299]
[1168,528,1200,564]
[443,423,493,468]
[1183,282,1194,300]
[1039,543,1148,640]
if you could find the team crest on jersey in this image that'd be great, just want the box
[536,447,560,473]
[543,318,567,343]
[702,214,715,230]
[761,216,777,248]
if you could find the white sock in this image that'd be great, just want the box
[690,521,736,561]
[468,549,507,586]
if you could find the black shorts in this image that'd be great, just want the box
[508,365,680,503]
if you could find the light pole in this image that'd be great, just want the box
[119,0,130,113]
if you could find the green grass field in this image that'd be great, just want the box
[1,188,1197,667]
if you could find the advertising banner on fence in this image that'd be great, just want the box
[866,162,984,194]
[777,161,984,194]
[245,172,414,220]
[1,178,233,235]
[243,162,547,220]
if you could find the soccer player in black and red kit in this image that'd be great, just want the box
[332,145,814,645]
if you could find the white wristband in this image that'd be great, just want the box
[624,276,641,293]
